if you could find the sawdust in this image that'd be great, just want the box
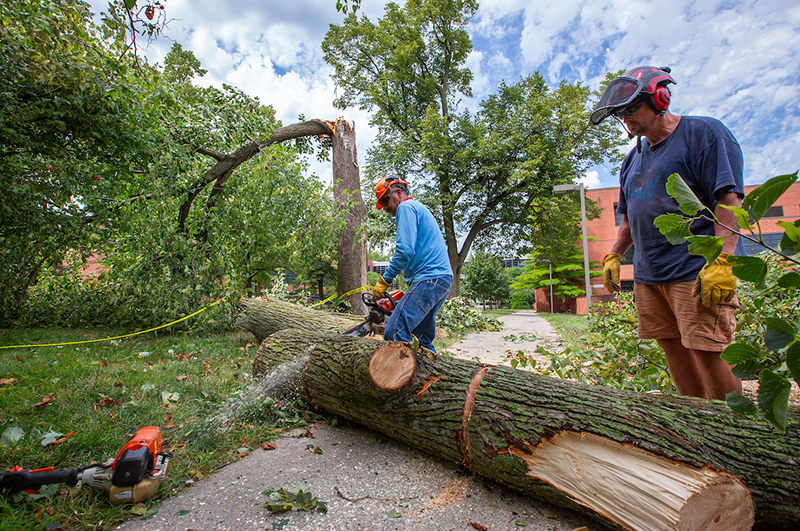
[422,477,473,510]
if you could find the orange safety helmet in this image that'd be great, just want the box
[374,176,409,210]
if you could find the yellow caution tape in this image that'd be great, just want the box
[310,285,369,308]
[0,297,225,350]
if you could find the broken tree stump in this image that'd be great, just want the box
[235,297,362,344]
[252,328,800,531]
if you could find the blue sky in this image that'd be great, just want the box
[90,0,800,190]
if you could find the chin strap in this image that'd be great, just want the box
[615,115,643,153]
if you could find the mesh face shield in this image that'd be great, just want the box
[590,77,642,125]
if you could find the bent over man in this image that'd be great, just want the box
[591,66,743,400]
[373,176,453,353]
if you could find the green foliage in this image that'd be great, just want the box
[656,173,800,430]
[263,484,328,514]
[325,2,626,294]
[531,294,676,393]
[461,250,510,308]
[436,298,502,337]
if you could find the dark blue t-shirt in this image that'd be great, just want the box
[617,116,744,285]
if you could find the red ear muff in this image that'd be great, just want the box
[651,85,671,112]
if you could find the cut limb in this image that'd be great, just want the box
[368,343,416,390]
[245,310,800,530]
[509,431,753,531]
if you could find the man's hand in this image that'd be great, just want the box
[692,253,736,307]
[602,253,622,293]
[373,277,391,299]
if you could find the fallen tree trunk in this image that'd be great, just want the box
[253,328,800,531]
[235,297,362,344]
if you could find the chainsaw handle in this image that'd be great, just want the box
[0,467,79,494]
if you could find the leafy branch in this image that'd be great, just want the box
[655,172,800,431]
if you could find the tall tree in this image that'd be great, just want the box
[324,1,625,295]
[462,250,510,310]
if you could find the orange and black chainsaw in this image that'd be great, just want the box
[0,426,171,505]
[343,290,404,337]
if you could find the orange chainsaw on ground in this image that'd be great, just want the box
[0,426,171,505]
[343,290,404,337]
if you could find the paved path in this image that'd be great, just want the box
[116,312,601,531]
[448,310,561,369]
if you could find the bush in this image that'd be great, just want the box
[437,297,502,336]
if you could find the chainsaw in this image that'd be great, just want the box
[343,290,404,337]
[0,426,171,505]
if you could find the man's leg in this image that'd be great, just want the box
[384,277,451,351]
[691,349,741,400]
[656,338,709,398]
[411,278,451,352]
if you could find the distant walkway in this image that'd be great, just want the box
[447,310,561,368]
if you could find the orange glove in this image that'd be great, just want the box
[692,253,736,307]
[602,253,622,293]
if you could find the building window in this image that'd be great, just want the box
[739,233,785,256]
[762,206,784,218]
[620,246,634,265]
[613,203,623,226]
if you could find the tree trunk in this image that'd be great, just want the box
[331,119,367,315]
[244,302,800,530]
[234,297,362,344]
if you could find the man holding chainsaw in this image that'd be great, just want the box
[373,176,453,353]
[590,65,743,400]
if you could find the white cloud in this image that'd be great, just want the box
[579,171,602,189]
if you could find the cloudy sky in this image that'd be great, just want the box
[91,0,800,190]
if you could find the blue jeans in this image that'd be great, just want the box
[384,276,452,353]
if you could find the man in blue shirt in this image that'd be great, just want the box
[372,176,453,353]
[591,66,743,400]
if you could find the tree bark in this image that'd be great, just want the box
[332,119,367,315]
[234,297,362,345]
[247,320,800,530]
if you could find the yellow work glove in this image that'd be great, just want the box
[373,277,391,300]
[602,253,622,293]
[692,252,736,307]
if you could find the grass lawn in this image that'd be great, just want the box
[481,309,517,318]
[0,327,310,530]
[534,312,590,342]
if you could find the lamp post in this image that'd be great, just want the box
[553,183,591,315]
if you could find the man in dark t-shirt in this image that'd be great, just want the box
[590,66,743,400]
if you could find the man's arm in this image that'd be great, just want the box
[714,190,742,254]
[610,215,634,256]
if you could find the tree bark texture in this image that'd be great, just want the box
[252,328,800,531]
[235,297,362,345]
[332,119,368,315]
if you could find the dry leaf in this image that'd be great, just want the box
[101,359,108,367]
[176,374,188,381]
[54,431,78,445]
[34,393,56,408]
[114,381,124,387]
[261,441,277,451]
[304,428,314,438]
[0,378,16,386]
[469,523,488,531]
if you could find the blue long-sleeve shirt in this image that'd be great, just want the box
[383,199,452,284]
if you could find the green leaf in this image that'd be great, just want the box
[777,272,800,288]
[786,342,800,383]
[726,392,758,416]
[130,504,147,515]
[721,343,761,365]
[717,204,752,231]
[142,506,160,519]
[1,427,25,445]
[665,173,705,215]
[687,235,722,263]
[387,508,402,518]
[776,220,800,253]
[758,369,791,431]
[654,213,693,245]
[742,173,798,223]
[124,0,137,10]
[763,318,797,352]
[727,255,768,285]
[40,431,63,446]
[161,391,180,403]
[176,510,191,516]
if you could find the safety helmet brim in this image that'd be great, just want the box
[591,67,676,125]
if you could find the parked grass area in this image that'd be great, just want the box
[535,312,590,342]
[0,327,311,531]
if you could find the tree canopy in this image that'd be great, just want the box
[323,0,626,295]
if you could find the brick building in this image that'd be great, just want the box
[538,181,800,314]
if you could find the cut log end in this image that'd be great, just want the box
[368,343,416,390]
[509,430,755,531]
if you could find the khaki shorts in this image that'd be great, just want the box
[634,280,738,352]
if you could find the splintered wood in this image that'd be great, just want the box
[509,431,754,531]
